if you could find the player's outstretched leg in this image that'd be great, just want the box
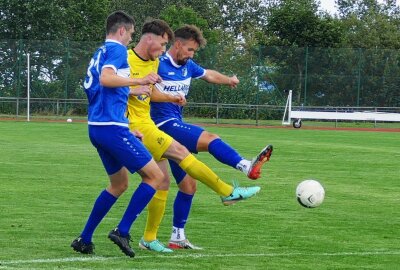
[247,145,273,180]
[71,237,95,254]
[220,181,261,206]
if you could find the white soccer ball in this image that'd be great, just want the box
[296,180,325,208]
[67,118,72,123]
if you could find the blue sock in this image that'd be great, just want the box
[173,191,194,228]
[118,182,156,237]
[208,138,243,169]
[81,189,117,244]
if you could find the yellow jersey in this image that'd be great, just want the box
[127,49,159,124]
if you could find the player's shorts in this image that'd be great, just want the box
[158,119,204,154]
[129,121,173,161]
[158,119,205,184]
[88,125,152,175]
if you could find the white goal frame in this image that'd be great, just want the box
[282,90,400,127]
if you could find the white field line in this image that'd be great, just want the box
[1,250,400,265]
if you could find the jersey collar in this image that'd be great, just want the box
[105,39,123,46]
[165,52,182,68]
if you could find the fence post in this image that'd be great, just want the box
[27,53,30,122]
[216,103,219,124]
[304,46,309,106]
[357,48,362,107]
[16,98,19,118]
[255,105,259,126]
[64,38,70,115]
[16,39,23,98]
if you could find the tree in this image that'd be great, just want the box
[338,0,400,49]
[259,0,344,105]
[337,0,400,106]
[0,0,108,41]
[0,0,109,101]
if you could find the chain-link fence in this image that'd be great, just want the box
[1,39,399,120]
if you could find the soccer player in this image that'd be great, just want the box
[126,19,262,253]
[71,11,166,258]
[145,25,273,250]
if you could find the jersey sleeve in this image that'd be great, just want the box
[103,44,128,73]
[189,60,206,79]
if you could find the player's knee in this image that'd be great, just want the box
[198,132,221,151]
[179,177,197,194]
[109,181,129,196]
[207,132,220,142]
[168,141,190,161]
[144,169,165,189]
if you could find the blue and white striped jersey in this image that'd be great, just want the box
[151,52,206,125]
[83,39,130,126]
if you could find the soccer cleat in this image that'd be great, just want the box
[139,238,173,253]
[168,239,203,250]
[221,181,261,206]
[247,145,273,180]
[108,228,135,257]
[71,237,95,254]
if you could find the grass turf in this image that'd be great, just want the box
[0,121,399,269]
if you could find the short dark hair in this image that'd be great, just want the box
[106,10,135,35]
[142,19,174,41]
[174,25,207,48]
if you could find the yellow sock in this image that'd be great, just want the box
[179,154,233,196]
[143,190,169,242]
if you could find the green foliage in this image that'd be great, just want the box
[265,0,344,47]
[159,5,221,45]
[216,0,269,39]
[338,0,400,49]
[1,0,400,108]
[0,0,108,41]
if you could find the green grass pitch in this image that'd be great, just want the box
[0,121,399,269]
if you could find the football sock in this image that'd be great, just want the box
[179,154,233,197]
[143,190,169,242]
[236,159,252,175]
[118,182,156,237]
[81,189,117,244]
[171,226,186,242]
[208,138,243,168]
[173,191,194,229]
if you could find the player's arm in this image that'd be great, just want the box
[129,85,152,96]
[151,87,187,106]
[202,69,239,88]
[100,68,162,88]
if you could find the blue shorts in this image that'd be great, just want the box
[88,125,152,175]
[158,119,205,184]
[158,119,204,154]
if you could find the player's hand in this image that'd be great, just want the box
[229,75,239,88]
[131,130,144,141]
[140,73,162,85]
[129,85,152,96]
[172,92,187,106]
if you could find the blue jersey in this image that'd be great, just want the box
[150,52,205,125]
[83,39,130,126]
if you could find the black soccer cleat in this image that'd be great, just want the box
[71,237,95,254]
[108,228,135,258]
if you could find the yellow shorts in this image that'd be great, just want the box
[129,120,173,161]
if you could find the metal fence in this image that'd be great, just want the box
[1,39,400,111]
[1,97,399,129]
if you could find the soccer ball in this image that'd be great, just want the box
[296,180,325,208]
